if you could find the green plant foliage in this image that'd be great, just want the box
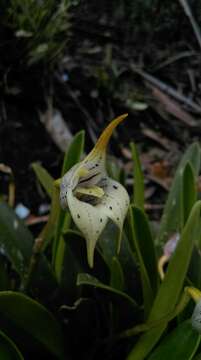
[0,329,24,360]
[156,142,201,246]
[1,130,201,359]
[32,163,54,199]
[148,320,200,360]
[181,162,197,227]
[77,273,138,309]
[3,0,71,65]
[106,156,126,185]
[130,142,144,210]
[0,201,57,295]
[0,292,64,357]
[129,205,158,316]
[61,130,85,176]
[110,256,125,291]
[127,200,201,360]
[0,202,34,277]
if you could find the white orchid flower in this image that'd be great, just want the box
[59,114,130,267]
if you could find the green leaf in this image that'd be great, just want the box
[98,222,139,301]
[53,212,71,282]
[32,162,54,198]
[0,292,64,358]
[61,130,85,176]
[0,202,57,295]
[77,273,138,310]
[53,130,85,275]
[61,230,108,302]
[181,163,197,228]
[110,257,125,291]
[38,185,61,250]
[0,202,34,277]
[77,270,139,335]
[130,142,144,210]
[148,321,200,360]
[188,248,201,289]
[127,200,201,360]
[155,200,200,310]
[97,221,119,268]
[0,329,24,360]
[106,156,122,182]
[61,230,88,299]
[157,143,201,246]
[119,289,191,339]
[129,206,158,316]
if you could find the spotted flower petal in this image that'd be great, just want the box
[60,114,129,267]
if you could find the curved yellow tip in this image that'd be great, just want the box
[89,113,128,158]
[158,255,169,280]
[54,178,61,188]
[185,287,201,303]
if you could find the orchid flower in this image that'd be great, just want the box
[59,114,130,267]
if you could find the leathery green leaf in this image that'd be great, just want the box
[0,292,64,357]
[110,256,125,291]
[0,329,24,360]
[130,142,144,211]
[127,201,201,360]
[61,130,85,176]
[118,289,191,339]
[32,162,54,198]
[106,156,126,185]
[148,320,200,360]
[77,273,138,309]
[54,213,71,281]
[188,247,201,289]
[60,230,89,301]
[61,230,108,301]
[37,184,60,251]
[130,206,158,293]
[98,222,139,300]
[157,143,201,246]
[181,162,197,228]
[129,206,158,316]
[53,130,85,276]
[0,202,34,278]
[0,202,57,294]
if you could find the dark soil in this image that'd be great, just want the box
[1,1,201,217]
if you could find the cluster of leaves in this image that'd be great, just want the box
[1,0,71,66]
[1,130,201,359]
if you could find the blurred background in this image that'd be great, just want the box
[1,0,201,219]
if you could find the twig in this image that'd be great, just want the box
[66,84,98,144]
[39,97,73,153]
[150,85,196,126]
[153,50,196,71]
[145,203,164,210]
[8,181,15,208]
[179,0,201,50]
[130,65,201,114]
[25,215,49,226]
[141,127,175,151]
